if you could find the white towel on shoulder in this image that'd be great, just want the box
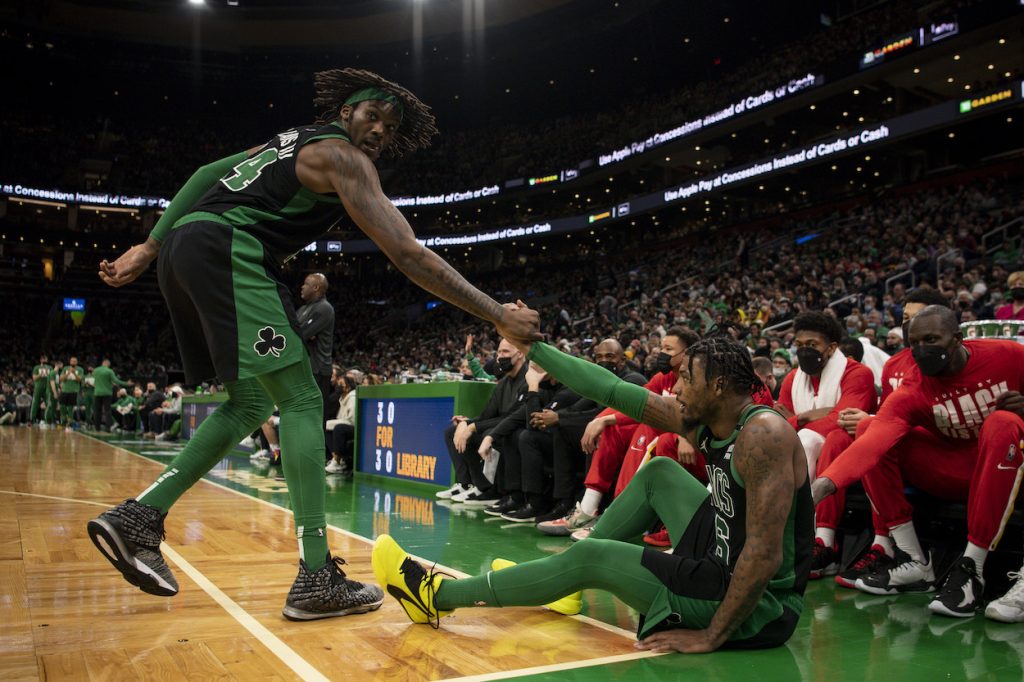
[792,349,846,415]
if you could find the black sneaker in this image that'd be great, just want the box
[483,495,520,517]
[534,499,574,524]
[928,557,985,618]
[87,498,179,596]
[836,544,894,589]
[461,488,502,507]
[809,538,840,579]
[282,554,385,621]
[501,503,544,523]
[855,547,936,595]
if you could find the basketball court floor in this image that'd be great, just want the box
[2,427,1022,680]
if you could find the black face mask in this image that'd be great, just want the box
[596,361,618,373]
[655,352,674,375]
[912,344,954,376]
[796,347,827,375]
[494,357,513,378]
[1012,287,1024,302]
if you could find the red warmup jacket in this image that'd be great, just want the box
[822,340,1024,489]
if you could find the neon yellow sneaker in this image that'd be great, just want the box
[490,558,582,616]
[372,534,451,626]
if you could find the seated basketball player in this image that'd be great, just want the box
[375,322,813,653]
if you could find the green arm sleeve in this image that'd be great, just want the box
[527,342,649,422]
[149,151,249,243]
[466,353,495,381]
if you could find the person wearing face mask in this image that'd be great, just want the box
[809,287,950,586]
[539,328,698,538]
[439,339,528,507]
[775,312,876,480]
[995,271,1024,321]
[768,350,793,400]
[813,306,1024,620]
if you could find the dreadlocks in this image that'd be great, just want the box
[687,336,764,396]
[313,67,439,157]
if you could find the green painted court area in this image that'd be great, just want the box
[118,436,1024,681]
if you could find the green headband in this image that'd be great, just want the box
[344,87,404,122]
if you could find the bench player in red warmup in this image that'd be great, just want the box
[813,305,1024,619]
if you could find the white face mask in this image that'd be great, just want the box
[772,367,789,379]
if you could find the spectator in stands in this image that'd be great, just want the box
[438,339,528,506]
[0,392,15,425]
[523,338,647,526]
[325,373,358,476]
[996,271,1024,320]
[139,382,165,434]
[15,388,32,425]
[476,362,564,522]
[463,334,495,380]
[770,349,793,400]
[147,385,182,439]
[775,312,876,481]
[813,306,1024,619]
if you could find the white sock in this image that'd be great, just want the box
[873,535,895,557]
[964,542,988,573]
[890,522,926,563]
[580,489,603,517]
[815,528,836,547]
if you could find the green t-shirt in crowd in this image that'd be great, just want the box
[93,365,129,397]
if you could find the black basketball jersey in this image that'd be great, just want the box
[697,404,814,595]
[176,122,352,264]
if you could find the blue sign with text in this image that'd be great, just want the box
[358,397,453,486]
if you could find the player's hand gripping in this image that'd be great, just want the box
[496,300,542,351]
[99,238,160,288]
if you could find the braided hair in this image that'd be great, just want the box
[313,68,439,157]
[686,336,764,396]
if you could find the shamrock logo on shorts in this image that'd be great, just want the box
[254,326,286,358]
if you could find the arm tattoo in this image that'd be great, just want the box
[332,147,504,324]
[705,415,793,647]
[641,394,684,434]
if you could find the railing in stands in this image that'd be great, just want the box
[983,216,1022,255]
[935,248,962,274]
[885,268,915,293]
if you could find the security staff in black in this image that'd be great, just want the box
[89,68,542,621]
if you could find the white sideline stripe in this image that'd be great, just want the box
[0,488,329,682]
[436,650,665,682]
[81,432,638,640]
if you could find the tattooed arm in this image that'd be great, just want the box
[296,139,540,340]
[641,412,798,653]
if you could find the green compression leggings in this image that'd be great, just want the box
[435,457,710,612]
[137,355,329,569]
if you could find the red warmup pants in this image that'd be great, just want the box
[814,423,891,536]
[861,411,1024,550]
[584,423,639,494]
[585,423,708,498]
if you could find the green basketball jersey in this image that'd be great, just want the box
[696,404,814,595]
[176,122,353,265]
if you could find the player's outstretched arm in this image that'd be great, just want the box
[640,412,797,653]
[300,140,539,341]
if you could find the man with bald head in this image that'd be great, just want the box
[813,305,1024,619]
[297,272,336,418]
